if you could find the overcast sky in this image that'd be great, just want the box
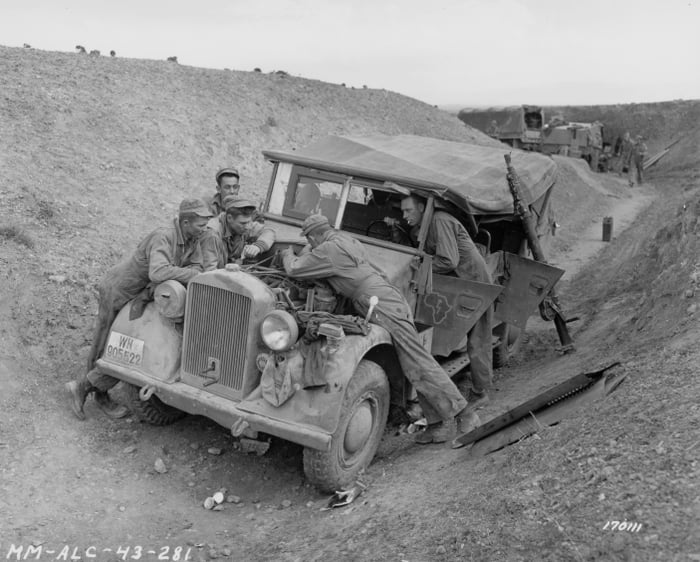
[2,0,698,107]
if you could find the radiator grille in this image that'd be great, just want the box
[182,283,251,391]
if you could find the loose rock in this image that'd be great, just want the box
[207,447,222,456]
[154,458,167,474]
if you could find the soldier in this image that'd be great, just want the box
[631,135,648,186]
[65,198,212,420]
[616,132,634,177]
[280,214,480,444]
[209,167,241,215]
[400,195,494,410]
[201,197,276,270]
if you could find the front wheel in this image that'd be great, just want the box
[303,359,389,493]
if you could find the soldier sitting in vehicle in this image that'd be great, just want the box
[400,195,494,410]
[65,198,213,420]
[201,196,276,270]
[280,214,481,444]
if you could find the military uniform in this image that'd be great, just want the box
[281,228,467,425]
[632,138,647,185]
[86,217,205,373]
[201,212,276,270]
[413,211,494,397]
[66,199,211,420]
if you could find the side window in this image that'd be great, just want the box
[283,169,344,223]
[340,185,405,241]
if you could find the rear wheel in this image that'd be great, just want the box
[124,383,186,426]
[303,359,389,493]
[493,323,522,368]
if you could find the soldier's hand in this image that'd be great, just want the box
[225,263,241,272]
[242,244,262,259]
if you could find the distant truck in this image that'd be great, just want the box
[541,121,605,171]
[457,105,545,151]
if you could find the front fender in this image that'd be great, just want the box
[98,302,182,382]
[232,323,393,449]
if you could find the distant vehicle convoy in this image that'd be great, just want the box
[94,134,564,492]
[457,105,606,171]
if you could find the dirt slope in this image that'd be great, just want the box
[1,45,699,562]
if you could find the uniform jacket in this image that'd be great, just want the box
[201,213,276,271]
[413,211,492,283]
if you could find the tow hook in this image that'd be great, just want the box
[139,384,156,401]
[231,418,250,437]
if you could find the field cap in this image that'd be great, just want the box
[179,198,214,217]
[215,167,240,183]
[223,196,257,212]
[301,213,330,236]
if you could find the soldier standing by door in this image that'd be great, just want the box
[400,195,494,410]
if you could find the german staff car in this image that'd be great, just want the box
[96,134,563,492]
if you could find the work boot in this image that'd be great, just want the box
[455,409,481,435]
[94,391,130,419]
[414,421,450,444]
[65,376,93,421]
[466,390,490,411]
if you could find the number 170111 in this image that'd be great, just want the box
[602,520,642,532]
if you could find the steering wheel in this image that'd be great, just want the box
[365,220,393,240]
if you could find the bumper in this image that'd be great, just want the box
[95,359,332,451]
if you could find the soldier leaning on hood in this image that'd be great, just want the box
[65,198,213,420]
[281,214,481,445]
[200,196,276,270]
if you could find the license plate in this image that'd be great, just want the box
[105,331,144,366]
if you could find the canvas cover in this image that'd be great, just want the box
[263,134,558,215]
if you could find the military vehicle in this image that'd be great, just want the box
[95,134,564,492]
[457,105,545,150]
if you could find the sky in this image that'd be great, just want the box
[1,0,699,107]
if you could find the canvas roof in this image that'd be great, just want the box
[263,134,558,215]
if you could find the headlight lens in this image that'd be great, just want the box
[260,310,299,351]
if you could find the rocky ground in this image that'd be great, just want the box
[1,45,699,561]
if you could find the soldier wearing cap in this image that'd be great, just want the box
[201,196,276,270]
[65,198,212,420]
[209,167,241,216]
[281,214,480,445]
[400,194,494,411]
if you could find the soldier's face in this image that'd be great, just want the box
[182,217,209,240]
[401,198,424,227]
[227,213,252,235]
[218,176,240,198]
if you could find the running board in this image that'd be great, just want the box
[441,352,471,378]
[453,362,625,451]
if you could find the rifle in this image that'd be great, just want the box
[504,154,575,353]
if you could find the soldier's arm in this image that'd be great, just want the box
[251,226,276,252]
[199,229,223,271]
[430,216,461,274]
[281,246,335,280]
[148,232,201,285]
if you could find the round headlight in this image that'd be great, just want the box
[260,310,299,351]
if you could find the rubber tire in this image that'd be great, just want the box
[124,383,186,426]
[493,323,522,368]
[303,359,389,493]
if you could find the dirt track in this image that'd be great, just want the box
[1,45,700,561]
